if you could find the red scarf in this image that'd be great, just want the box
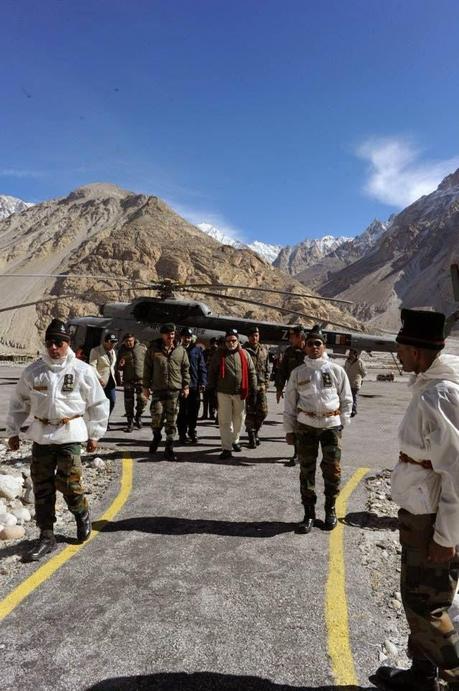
[220,346,249,400]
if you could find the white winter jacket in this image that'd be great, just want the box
[391,353,459,548]
[89,344,117,387]
[6,348,109,444]
[283,354,353,432]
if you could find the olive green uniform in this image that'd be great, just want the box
[243,342,269,433]
[143,339,190,441]
[116,341,147,424]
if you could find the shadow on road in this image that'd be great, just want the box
[94,516,297,538]
[342,511,398,531]
[86,671,374,690]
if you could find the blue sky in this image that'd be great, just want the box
[1,0,459,245]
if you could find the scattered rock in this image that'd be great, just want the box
[0,524,25,540]
[12,507,31,524]
[0,512,17,527]
[0,474,23,500]
[91,457,106,471]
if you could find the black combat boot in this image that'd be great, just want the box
[324,497,338,531]
[125,418,134,433]
[149,430,162,454]
[248,431,257,449]
[75,510,92,542]
[189,431,198,444]
[23,529,57,562]
[164,441,177,461]
[297,506,316,534]
[369,657,439,691]
[219,450,233,460]
[232,443,242,452]
[134,415,142,429]
[255,430,261,446]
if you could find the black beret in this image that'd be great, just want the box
[396,309,445,351]
[45,319,70,342]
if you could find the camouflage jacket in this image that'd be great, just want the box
[243,343,270,387]
[143,339,190,392]
[275,345,305,392]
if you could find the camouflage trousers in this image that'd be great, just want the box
[295,422,342,506]
[31,443,88,531]
[150,390,180,441]
[245,387,268,432]
[398,509,459,682]
[123,380,146,422]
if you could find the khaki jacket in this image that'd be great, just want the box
[116,342,146,383]
[344,358,367,389]
[143,339,190,392]
[89,344,117,387]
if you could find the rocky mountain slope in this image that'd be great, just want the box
[295,220,389,290]
[273,235,351,275]
[0,183,360,353]
[0,195,33,221]
[318,170,459,330]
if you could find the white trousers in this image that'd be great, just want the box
[217,393,246,450]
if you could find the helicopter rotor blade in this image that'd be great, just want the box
[0,273,156,288]
[182,283,353,305]
[0,286,157,314]
[181,287,356,330]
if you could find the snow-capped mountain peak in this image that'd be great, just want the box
[198,222,282,263]
[0,195,34,221]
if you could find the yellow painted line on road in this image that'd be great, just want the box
[0,456,133,622]
[325,466,370,686]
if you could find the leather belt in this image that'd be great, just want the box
[399,451,433,470]
[298,408,341,418]
[34,414,83,427]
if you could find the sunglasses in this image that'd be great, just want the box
[306,340,323,347]
[45,338,66,348]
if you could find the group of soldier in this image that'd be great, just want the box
[5,309,459,690]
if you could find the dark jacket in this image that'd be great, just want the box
[185,343,208,390]
[207,346,257,396]
[116,341,146,383]
[275,345,305,391]
[143,339,190,392]
[243,343,270,387]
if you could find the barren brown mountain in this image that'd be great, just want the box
[318,170,459,331]
[0,183,360,353]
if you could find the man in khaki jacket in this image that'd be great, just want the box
[89,333,118,426]
[143,323,190,461]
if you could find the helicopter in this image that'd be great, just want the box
[0,273,398,355]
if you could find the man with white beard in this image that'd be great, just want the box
[207,329,257,460]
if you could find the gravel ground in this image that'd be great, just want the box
[0,440,119,598]
[359,468,459,687]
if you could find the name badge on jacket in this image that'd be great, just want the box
[62,374,74,392]
[322,371,333,388]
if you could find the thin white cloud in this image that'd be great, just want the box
[356,137,459,207]
[0,168,48,179]
[171,202,247,244]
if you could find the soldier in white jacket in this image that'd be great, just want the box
[7,319,109,562]
[284,325,352,534]
[370,309,459,691]
[89,333,118,424]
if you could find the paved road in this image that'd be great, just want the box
[0,364,409,691]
